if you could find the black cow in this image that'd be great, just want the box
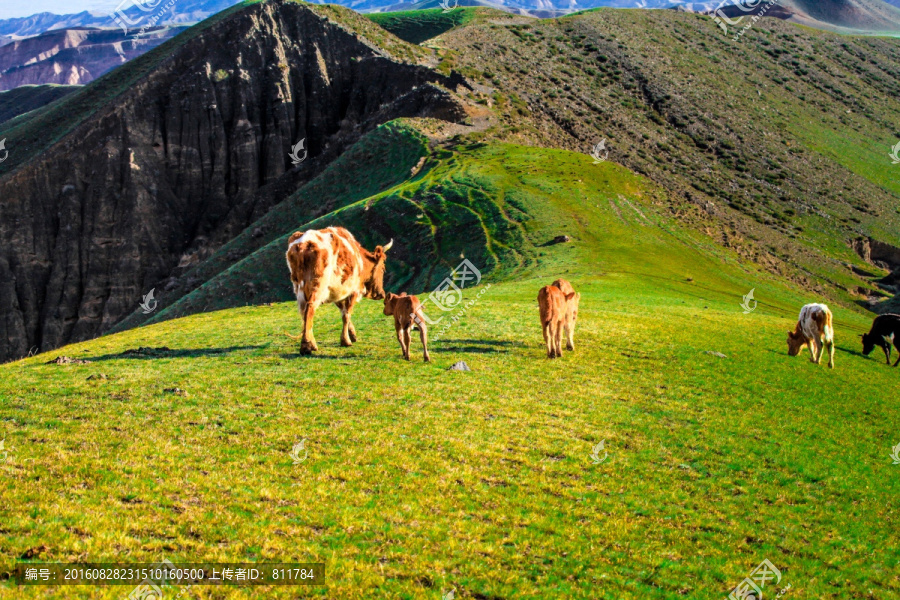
[861,314,900,367]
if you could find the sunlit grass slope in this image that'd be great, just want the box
[2,142,899,599]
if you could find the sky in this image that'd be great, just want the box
[0,1,123,19]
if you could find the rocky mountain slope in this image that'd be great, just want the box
[0,0,471,362]
[0,26,185,91]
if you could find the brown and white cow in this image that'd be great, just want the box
[286,227,393,354]
[552,279,580,351]
[538,284,576,359]
[787,303,835,369]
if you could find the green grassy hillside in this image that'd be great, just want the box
[0,85,79,125]
[436,8,900,308]
[367,7,480,44]
[3,141,898,599]
[136,135,793,327]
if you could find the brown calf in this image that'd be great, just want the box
[552,279,580,351]
[538,285,576,358]
[383,292,430,362]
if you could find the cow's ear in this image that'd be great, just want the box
[565,292,576,301]
[288,231,304,245]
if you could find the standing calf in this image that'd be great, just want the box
[552,279,580,351]
[861,314,900,366]
[786,303,835,369]
[383,293,430,362]
[538,285,576,359]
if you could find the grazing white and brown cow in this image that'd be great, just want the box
[538,284,576,359]
[552,279,580,351]
[787,303,835,369]
[383,292,430,362]
[286,227,393,355]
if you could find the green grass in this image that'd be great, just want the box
[2,140,899,599]
[0,85,80,126]
[367,8,479,44]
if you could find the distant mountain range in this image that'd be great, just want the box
[0,25,185,91]
[2,0,900,38]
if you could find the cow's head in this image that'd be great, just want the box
[861,332,880,356]
[786,330,805,356]
[383,292,406,316]
[363,239,393,300]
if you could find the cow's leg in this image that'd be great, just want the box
[565,320,575,351]
[300,301,318,354]
[555,320,564,357]
[404,327,413,360]
[892,342,899,367]
[826,338,835,369]
[418,321,430,362]
[543,321,553,358]
[395,324,409,360]
[338,295,359,346]
[808,340,819,363]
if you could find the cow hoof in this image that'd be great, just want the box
[300,343,317,355]
[341,339,353,347]
[566,345,575,351]
[349,331,358,343]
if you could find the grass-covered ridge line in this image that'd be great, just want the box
[146,140,846,329]
[367,7,479,44]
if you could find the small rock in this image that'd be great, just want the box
[686,277,694,282]
[47,356,90,365]
[705,351,727,358]
[547,235,571,245]
[164,387,187,396]
[87,374,108,381]
[448,361,471,372]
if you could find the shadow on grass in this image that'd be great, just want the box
[90,345,266,361]
[279,352,360,360]
[438,338,527,348]
[432,346,510,354]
